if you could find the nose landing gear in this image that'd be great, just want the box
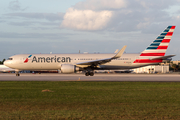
[16,73,20,76]
[16,71,20,76]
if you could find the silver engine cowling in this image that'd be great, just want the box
[61,64,79,73]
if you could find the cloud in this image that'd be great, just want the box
[0,18,6,23]
[61,0,180,31]
[176,15,180,19]
[8,0,27,11]
[61,0,127,30]
[0,31,72,40]
[74,0,127,10]
[5,12,64,21]
[7,21,60,29]
[61,8,113,30]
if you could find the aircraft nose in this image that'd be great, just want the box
[4,60,8,66]
[4,60,11,67]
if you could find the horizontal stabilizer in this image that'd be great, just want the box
[150,55,175,60]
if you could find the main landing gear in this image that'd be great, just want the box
[85,71,94,76]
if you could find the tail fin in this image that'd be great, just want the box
[140,26,176,56]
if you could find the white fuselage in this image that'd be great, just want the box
[4,53,160,71]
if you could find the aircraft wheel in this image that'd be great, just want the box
[16,74,20,76]
[90,72,94,76]
[85,72,89,76]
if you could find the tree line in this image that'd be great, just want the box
[170,63,180,72]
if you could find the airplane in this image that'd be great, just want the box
[4,26,176,76]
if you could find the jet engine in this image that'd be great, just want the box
[61,64,79,73]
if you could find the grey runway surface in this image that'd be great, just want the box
[0,73,180,81]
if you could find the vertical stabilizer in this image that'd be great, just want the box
[140,26,176,56]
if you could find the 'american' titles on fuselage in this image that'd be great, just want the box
[31,56,71,63]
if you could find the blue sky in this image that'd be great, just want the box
[0,0,180,60]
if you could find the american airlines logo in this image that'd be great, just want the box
[31,56,71,63]
[24,55,32,63]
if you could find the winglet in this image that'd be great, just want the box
[112,45,127,59]
[114,49,119,53]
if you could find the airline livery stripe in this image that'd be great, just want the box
[167,26,172,28]
[166,32,173,36]
[161,33,167,35]
[150,43,160,46]
[140,53,165,56]
[161,39,170,43]
[146,47,158,49]
[133,59,163,63]
[164,30,169,32]
[157,36,164,39]
[171,26,176,29]
[169,29,175,32]
[164,36,172,39]
[157,46,168,49]
[154,40,162,42]
[141,50,166,53]
[159,43,169,46]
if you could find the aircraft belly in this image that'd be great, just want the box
[15,63,61,70]
[130,63,159,68]
[99,65,131,70]
[99,63,158,70]
[99,60,132,69]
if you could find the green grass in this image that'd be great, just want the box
[0,82,180,120]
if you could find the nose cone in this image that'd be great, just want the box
[4,60,12,67]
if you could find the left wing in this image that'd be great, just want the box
[76,45,127,68]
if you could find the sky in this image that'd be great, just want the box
[0,0,180,60]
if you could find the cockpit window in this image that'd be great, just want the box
[8,58,13,60]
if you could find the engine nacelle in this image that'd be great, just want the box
[61,64,79,73]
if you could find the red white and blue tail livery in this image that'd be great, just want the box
[134,26,175,64]
[141,26,175,56]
